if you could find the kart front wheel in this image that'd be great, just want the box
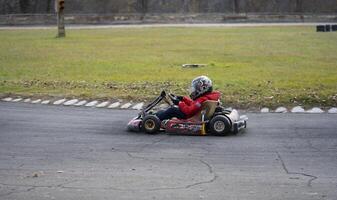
[209,115,231,136]
[142,115,161,134]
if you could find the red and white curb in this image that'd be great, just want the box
[1,97,145,110]
[64,99,79,106]
[260,106,337,114]
[108,102,121,109]
[53,99,66,105]
[1,97,336,113]
[74,100,87,106]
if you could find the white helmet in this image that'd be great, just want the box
[190,76,213,100]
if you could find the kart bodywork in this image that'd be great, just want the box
[127,91,247,136]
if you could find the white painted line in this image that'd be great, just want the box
[64,99,79,106]
[74,100,87,106]
[108,102,121,109]
[260,108,269,113]
[121,103,132,109]
[96,101,110,108]
[132,102,144,110]
[12,98,23,102]
[307,107,324,114]
[85,101,99,107]
[328,107,337,114]
[2,97,12,102]
[291,106,305,113]
[275,107,287,113]
[41,100,50,105]
[31,99,42,104]
[23,98,31,103]
[53,99,67,105]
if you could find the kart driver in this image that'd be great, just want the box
[156,76,221,121]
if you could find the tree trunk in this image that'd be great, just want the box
[46,0,52,13]
[141,0,147,13]
[19,0,29,13]
[190,0,199,13]
[233,0,239,13]
[182,0,189,13]
[295,0,302,13]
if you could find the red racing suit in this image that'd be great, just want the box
[178,91,221,118]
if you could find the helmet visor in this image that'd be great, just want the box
[189,85,196,94]
[189,85,197,99]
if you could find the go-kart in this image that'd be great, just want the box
[127,91,247,136]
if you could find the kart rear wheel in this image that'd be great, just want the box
[142,115,161,134]
[209,115,231,136]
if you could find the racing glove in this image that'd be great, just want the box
[169,94,183,105]
[176,96,183,101]
[171,98,180,105]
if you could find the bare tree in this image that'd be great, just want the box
[190,0,200,13]
[46,0,53,13]
[19,0,29,13]
[233,0,239,13]
[182,0,189,13]
[138,0,147,13]
[295,0,302,13]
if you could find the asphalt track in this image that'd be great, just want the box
[0,102,336,200]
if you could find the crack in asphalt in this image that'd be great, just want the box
[306,139,322,152]
[148,159,218,191]
[294,127,322,152]
[0,186,35,198]
[0,183,46,198]
[126,151,153,161]
[111,135,170,154]
[276,152,317,187]
[138,135,170,153]
[0,159,217,192]
[125,152,218,191]
[56,179,80,187]
[0,183,52,189]
[0,180,79,197]
[185,159,218,188]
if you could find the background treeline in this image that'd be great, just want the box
[1,0,336,14]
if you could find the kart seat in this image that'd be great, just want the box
[190,100,219,121]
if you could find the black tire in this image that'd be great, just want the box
[209,115,231,136]
[142,115,161,134]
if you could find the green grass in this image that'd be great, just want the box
[0,26,336,108]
